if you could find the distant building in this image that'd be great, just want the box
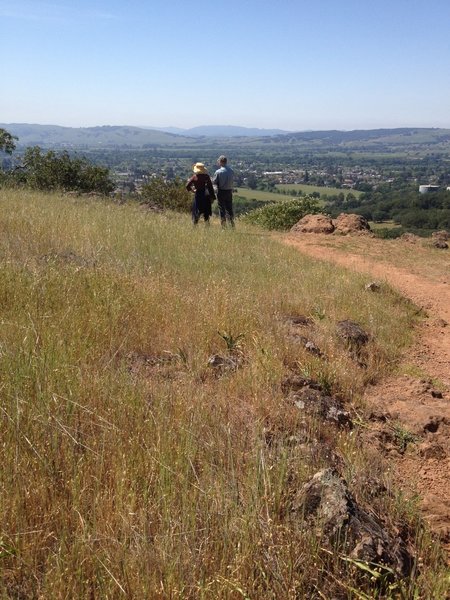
[419,184,440,194]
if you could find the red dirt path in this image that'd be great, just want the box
[285,233,450,553]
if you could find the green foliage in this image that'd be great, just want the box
[4,146,114,194]
[243,196,321,230]
[0,129,17,155]
[140,176,191,212]
[218,330,245,352]
[372,227,407,239]
[328,180,450,232]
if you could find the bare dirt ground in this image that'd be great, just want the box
[284,233,450,555]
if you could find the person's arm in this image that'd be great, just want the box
[186,175,196,192]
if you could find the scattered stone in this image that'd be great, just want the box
[291,214,335,234]
[432,239,449,249]
[304,340,323,357]
[336,320,370,358]
[365,281,381,292]
[431,390,443,399]
[290,387,352,428]
[333,213,371,235]
[423,416,443,434]
[283,314,313,327]
[281,375,323,394]
[419,442,447,460]
[432,230,450,241]
[288,332,323,357]
[368,410,391,422]
[292,468,413,577]
[207,353,241,373]
[399,233,420,243]
[435,318,448,328]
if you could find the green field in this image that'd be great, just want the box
[276,183,362,197]
[369,220,402,230]
[235,185,361,205]
[235,187,286,202]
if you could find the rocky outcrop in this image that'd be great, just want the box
[291,214,335,234]
[432,230,450,241]
[333,213,371,235]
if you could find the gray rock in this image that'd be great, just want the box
[292,469,413,577]
[365,281,381,292]
[291,388,352,428]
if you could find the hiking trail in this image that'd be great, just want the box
[284,233,450,555]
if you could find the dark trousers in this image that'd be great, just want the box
[217,189,234,226]
[192,190,211,225]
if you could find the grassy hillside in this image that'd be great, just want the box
[0,189,448,598]
[0,124,196,148]
[2,123,450,152]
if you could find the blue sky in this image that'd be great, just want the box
[1,0,449,130]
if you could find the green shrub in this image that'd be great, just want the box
[140,176,191,212]
[243,196,321,230]
[4,146,114,194]
[372,227,406,239]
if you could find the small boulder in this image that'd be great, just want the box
[291,387,352,428]
[292,468,413,576]
[365,281,381,292]
[336,320,369,350]
[432,230,450,241]
[291,214,335,234]
[432,239,449,249]
[399,233,420,243]
[333,213,371,235]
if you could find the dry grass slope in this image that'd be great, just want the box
[0,189,448,598]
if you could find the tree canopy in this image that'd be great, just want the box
[0,128,17,155]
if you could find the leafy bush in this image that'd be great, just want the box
[372,227,406,239]
[140,176,191,212]
[243,196,321,230]
[3,146,114,194]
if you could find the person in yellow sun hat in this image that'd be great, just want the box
[186,162,216,226]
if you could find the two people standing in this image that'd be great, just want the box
[186,156,234,227]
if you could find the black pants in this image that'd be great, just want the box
[217,189,234,226]
[192,190,212,225]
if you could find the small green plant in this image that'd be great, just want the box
[312,305,326,320]
[390,422,418,453]
[218,330,245,353]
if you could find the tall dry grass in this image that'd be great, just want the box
[0,189,448,598]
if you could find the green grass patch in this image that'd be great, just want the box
[276,183,362,198]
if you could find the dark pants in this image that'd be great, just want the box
[217,189,234,227]
[192,190,212,225]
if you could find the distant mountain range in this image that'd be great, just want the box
[1,123,450,152]
[149,125,291,137]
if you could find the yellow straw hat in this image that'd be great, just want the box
[193,162,207,174]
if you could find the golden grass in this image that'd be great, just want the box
[0,189,448,598]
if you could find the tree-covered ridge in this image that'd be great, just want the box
[326,182,450,232]
[2,123,450,152]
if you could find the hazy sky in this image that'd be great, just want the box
[1,0,449,130]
